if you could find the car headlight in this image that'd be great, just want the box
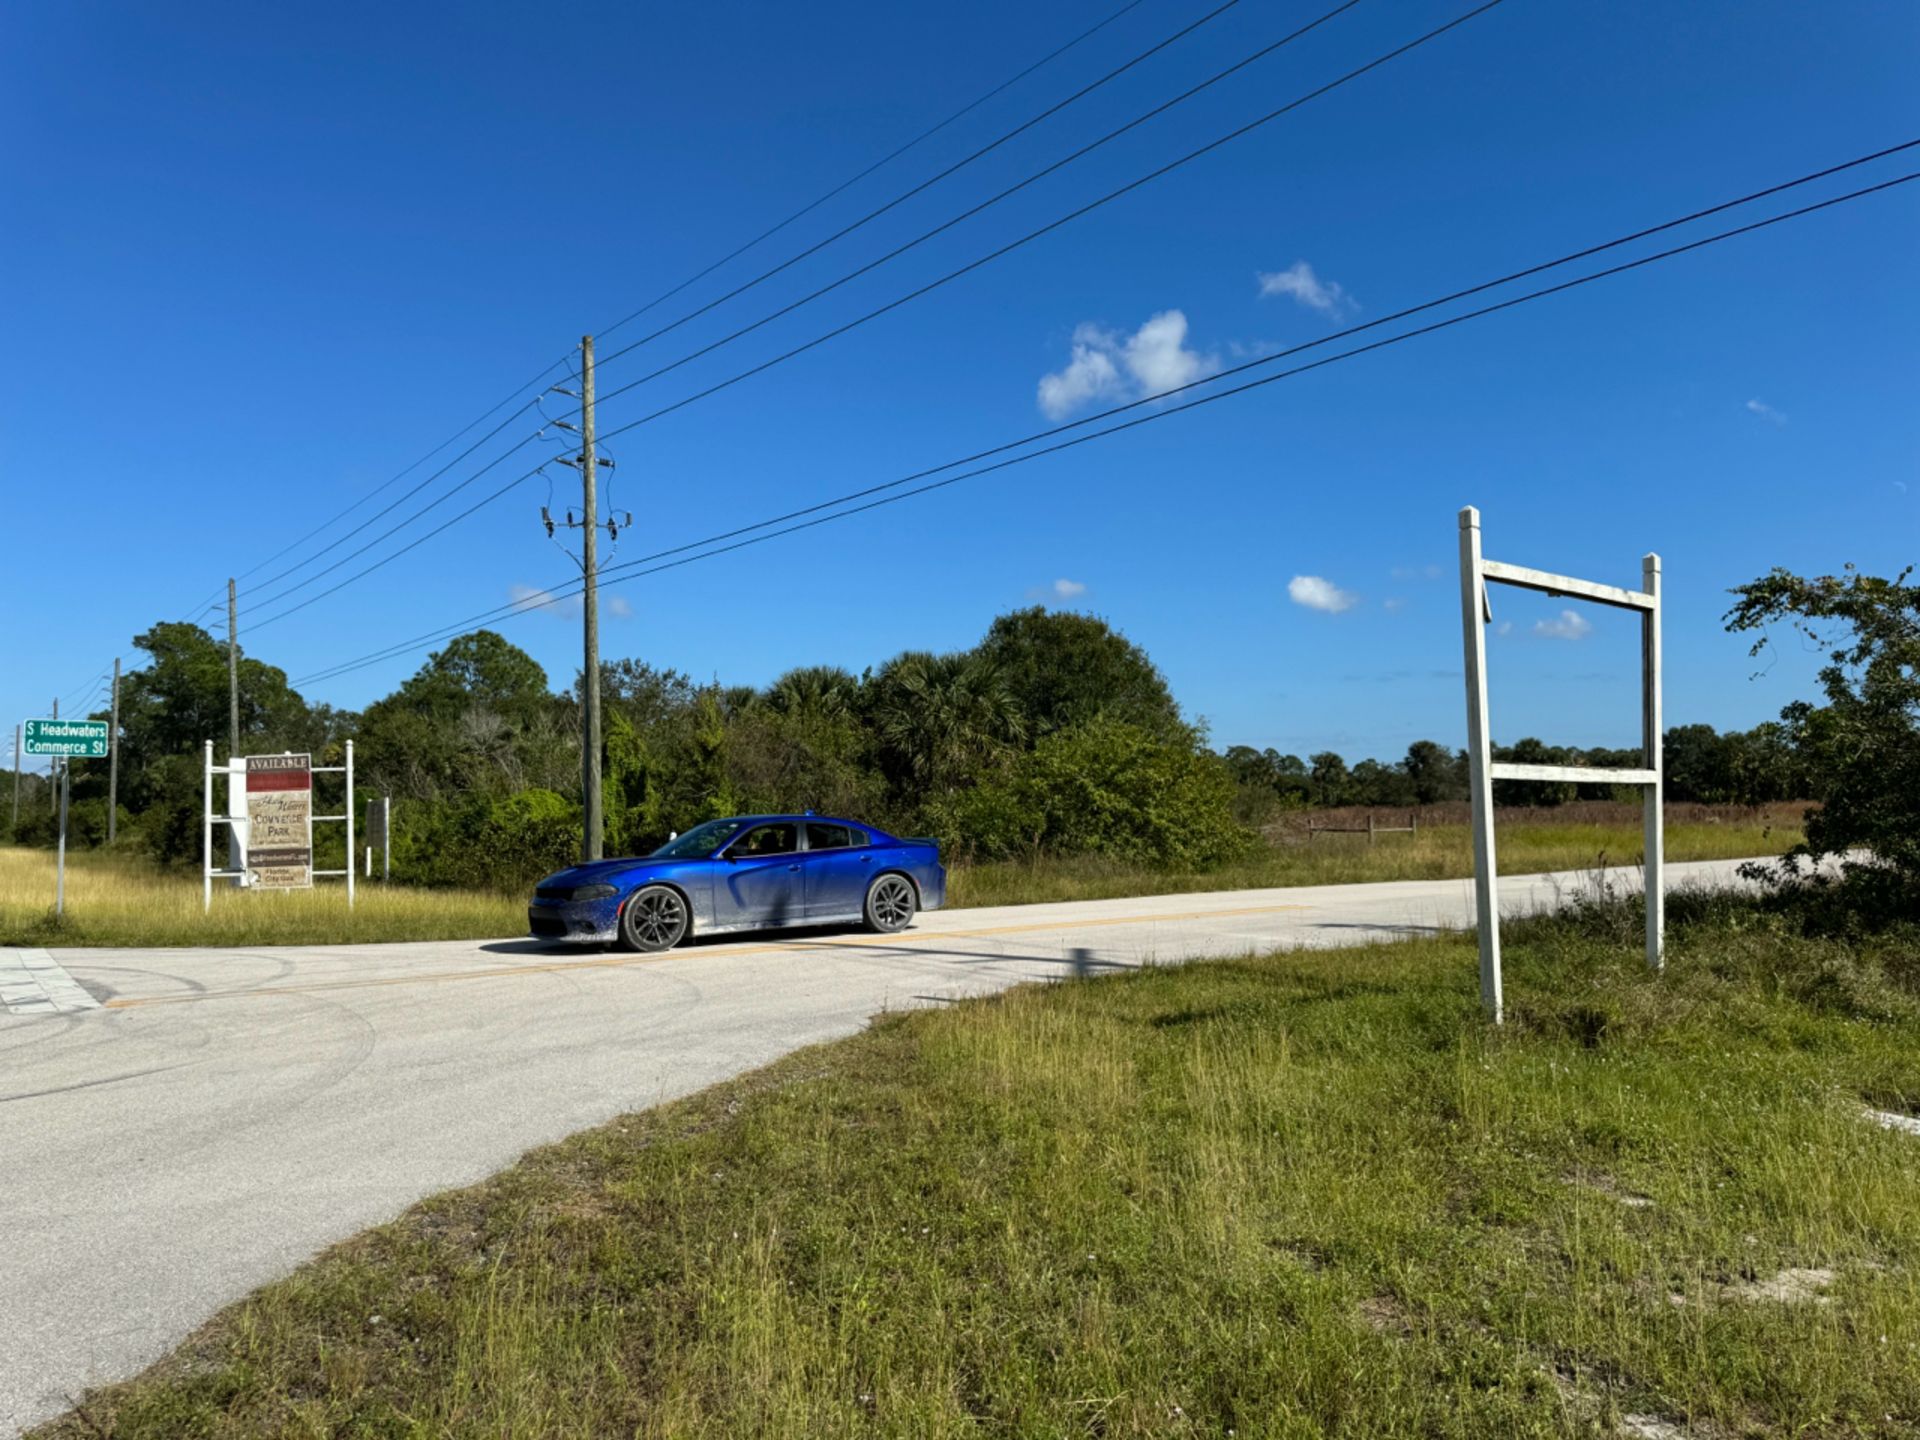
[570,883,618,901]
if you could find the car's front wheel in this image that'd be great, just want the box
[864,873,917,934]
[619,884,689,952]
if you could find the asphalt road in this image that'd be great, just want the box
[1,858,1760,1435]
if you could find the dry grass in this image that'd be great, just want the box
[0,846,520,948]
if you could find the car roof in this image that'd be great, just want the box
[727,814,879,830]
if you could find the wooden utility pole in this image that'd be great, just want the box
[227,578,240,759]
[579,335,603,861]
[107,657,121,843]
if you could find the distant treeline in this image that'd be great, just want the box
[0,603,1832,889]
[1223,718,1810,820]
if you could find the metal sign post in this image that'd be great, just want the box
[55,756,69,916]
[1458,507,1664,1024]
[23,719,110,918]
[365,793,392,882]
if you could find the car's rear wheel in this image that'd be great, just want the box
[864,873,916,933]
[619,884,689,952]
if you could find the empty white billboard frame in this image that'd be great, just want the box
[1458,507,1662,1024]
[203,740,355,911]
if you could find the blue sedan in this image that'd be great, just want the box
[528,815,946,952]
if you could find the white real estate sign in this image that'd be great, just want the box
[244,754,313,889]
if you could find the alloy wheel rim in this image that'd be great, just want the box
[874,878,912,927]
[632,890,685,945]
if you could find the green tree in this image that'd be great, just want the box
[90,622,330,860]
[1492,738,1578,807]
[764,665,860,719]
[1308,752,1350,807]
[1349,757,1413,807]
[972,607,1179,738]
[1726,564,1919,880]
[864,651,1025,803]
[1403,739,1462,804]
[935,718,1253,867]
[359,631,559,804]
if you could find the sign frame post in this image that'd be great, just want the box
[204,743,356,909]
[1458,506,1665,1023]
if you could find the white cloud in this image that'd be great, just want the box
[1257,260,1353,316]
[1037,310,1215,419]
[1496,620,1514,637]
[1534,608,1592,641]
[1288,574,1357,614]
[1382,596,1406,612]
[508,584,632,620]
[1024,577,1090,601]
[1390,563,1444,582]
[1036,325,1124,419]
[509,583,573,615]
[1745,398,1787,426]
[1123,310,1209,393]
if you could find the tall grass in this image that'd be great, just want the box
[0,846,520,947]
[36,893,1920,1438]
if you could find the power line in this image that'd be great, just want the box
[182,1,1155,618]
[59,669,111,709]
[289,154,1918,688]
[219,0,1371,633]
[598,0,1154,343]
[248,456,557,633]
[590,0,1494,443]
[240,427,556,619]
[594,0,1253,369]
[238,402,554,609]
[175,353,571,621]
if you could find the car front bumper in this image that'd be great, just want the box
[527,895,622,945]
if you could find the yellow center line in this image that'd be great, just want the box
[100,902,1310,1011]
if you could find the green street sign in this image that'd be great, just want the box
[24,719,109,759]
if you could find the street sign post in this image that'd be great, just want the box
[23,719,109,759]
[23,718,112,916]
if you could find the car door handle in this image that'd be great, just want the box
[788,863,800,871]
[860,855,872,863]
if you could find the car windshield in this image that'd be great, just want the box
[649,818,746,860]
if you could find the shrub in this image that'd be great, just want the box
[934,718,1255,868]
[435,789,582,891]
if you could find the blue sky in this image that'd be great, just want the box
[3,0,1915,777]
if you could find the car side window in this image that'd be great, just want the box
[806,823,855,850]
[734,823,798,857]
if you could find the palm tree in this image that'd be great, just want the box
[765,665,860,720]
[866,651,1025,798]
